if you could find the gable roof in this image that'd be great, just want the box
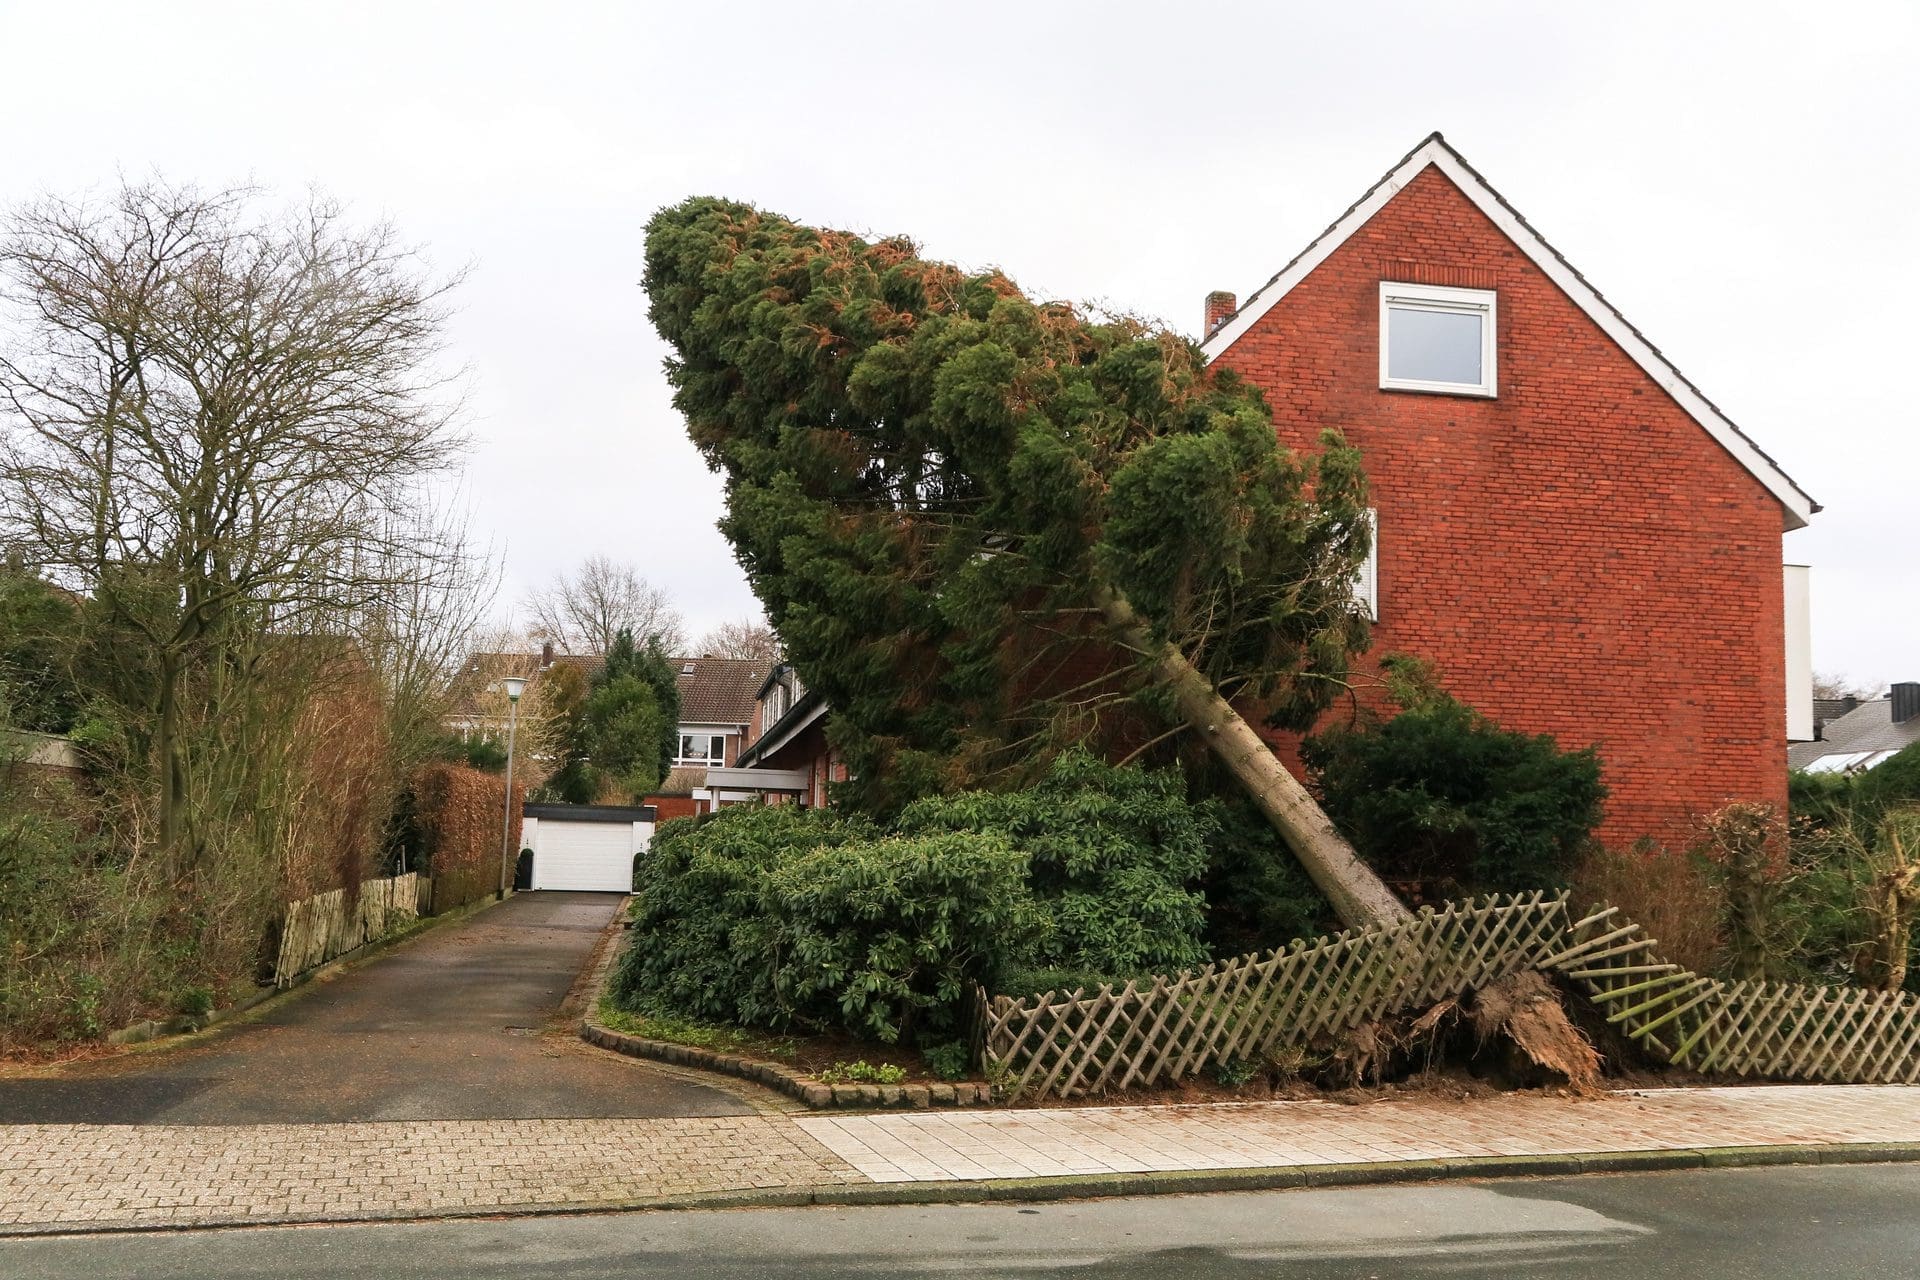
[675,655,771,725]
[1200,133,1817,531]
[1789,697,1920,772]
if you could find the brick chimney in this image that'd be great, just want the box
[1204,290,1237,336]
[1893,682,1920,725]
[541,640,554,669]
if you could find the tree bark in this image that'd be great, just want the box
[1098,588,1412,929]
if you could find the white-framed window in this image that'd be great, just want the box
[1379,282,1496,397]
[1353,508,1379,621]
[677,733,726,765]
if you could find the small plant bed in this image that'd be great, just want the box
[585,998,991,1109]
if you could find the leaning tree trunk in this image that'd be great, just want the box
[1098,589,1412,929]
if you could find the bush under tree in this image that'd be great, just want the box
[1300,657,1606,897]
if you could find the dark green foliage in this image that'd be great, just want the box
[580,629,675,800]
[996,964,1144,999]
[0,569,83,734]
[451,735,507,773]
[602,629,680,787]
[644,198,1371,817]
[895,750,1210,975]
[1792,745,1920,837]
[610,805,1042,1042]
[1853,744,1920,822]
[1301,657,1606,895]
[1785,746,1920,988]
[763,831,1044,1042]
[923,1041,972,1081]
[1198,794,1335,957]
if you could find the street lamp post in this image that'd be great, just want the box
[496,676,528,899]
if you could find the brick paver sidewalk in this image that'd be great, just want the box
[4,1085,1919,1234]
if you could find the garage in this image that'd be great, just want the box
[521,803,655,892]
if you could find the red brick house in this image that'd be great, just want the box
[642,654,772,820]
[706,662,845,810]
[1202,133,1816,845]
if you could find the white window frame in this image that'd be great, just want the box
[676,732,727,766]
[1379,282,1497,397]
[1353,508,1379,621]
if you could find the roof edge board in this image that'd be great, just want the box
[1199,136,1815,532]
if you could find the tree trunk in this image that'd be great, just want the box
[156,649,185,867]
[1097,588,1412,929]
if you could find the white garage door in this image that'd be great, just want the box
[532,821,634,892]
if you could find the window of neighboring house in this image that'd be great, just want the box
[1379,283,1496,396]
[1352,508,1379,621]
[677,733,727,765]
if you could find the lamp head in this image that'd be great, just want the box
[499,676,528,703]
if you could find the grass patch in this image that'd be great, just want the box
[594,996,798,1060]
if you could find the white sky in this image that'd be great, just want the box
[1,0,1913,685]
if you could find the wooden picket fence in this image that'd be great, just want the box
[271,873,422,988]
[975,891,1920,1097]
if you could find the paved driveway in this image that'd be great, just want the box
[0,892,752,1124]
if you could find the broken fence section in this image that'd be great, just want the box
[976,891,1920,1097]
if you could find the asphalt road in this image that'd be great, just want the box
[0,892,751,1123]
[5,1163,1917,1279]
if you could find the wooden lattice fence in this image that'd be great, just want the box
[272,873,421,987]
[976,892,1920,1097]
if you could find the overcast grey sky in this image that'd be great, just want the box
[1,0,1912,683]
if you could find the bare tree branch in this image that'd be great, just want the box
[522,554,684,656]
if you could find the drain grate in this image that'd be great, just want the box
[503,1025,538,1036]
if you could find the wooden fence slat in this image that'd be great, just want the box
[272,874,419,989]
[975,891,1920,1098]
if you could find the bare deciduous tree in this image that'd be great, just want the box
[0,178,468,863]
[523,555,684,656]
[694,616,780,664]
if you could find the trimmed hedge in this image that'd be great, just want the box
[895,750,1211,976]
[610,753,1220,1041]
[1302,669,1605,897]
[611,806,1044,1042]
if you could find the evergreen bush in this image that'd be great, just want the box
[895,750,1211,976]
[1301,657,1606,896]
[611,805,1043,1042]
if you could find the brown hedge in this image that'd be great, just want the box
[413,763,523,907]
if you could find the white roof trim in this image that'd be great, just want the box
[1200,134,1816,531]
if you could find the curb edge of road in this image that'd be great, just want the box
[9,1141,1920,1238]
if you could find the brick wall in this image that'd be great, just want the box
[1214,165,1788,847]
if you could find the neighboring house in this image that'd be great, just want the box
[1790,685,1920,775]
[1200,133,1816,844]
[642,654,773,818]
[703,662,841,809]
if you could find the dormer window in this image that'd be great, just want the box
[1379,282,1496,397]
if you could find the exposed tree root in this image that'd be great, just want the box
[1316,969,1603,1095]
[1469,970,1605,1095]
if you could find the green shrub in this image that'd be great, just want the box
[1301,657,1606,895]
[763,831,1045,1041]
[611,806,1043,1043]
[896,750,1211,975]
[1198,794,1333,957]
[923,1041,972,1081]
[611,806,877,1024]
[817,1060,908,1085]
[996,965,1140,998]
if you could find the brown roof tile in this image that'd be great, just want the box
[675,656,771,725]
